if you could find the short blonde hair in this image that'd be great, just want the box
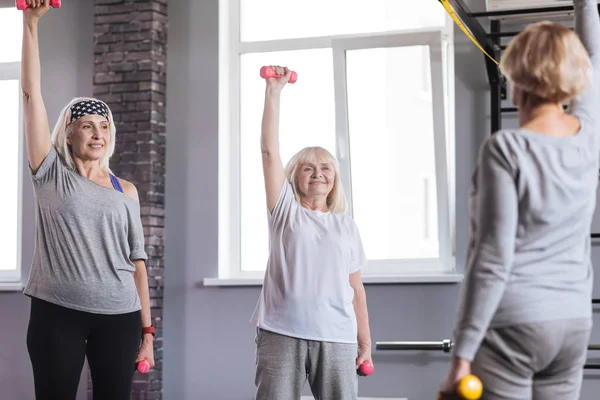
[51,96,116,171]
[284,146,348,214]
[500,21,592,105]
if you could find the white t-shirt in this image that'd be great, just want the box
[250,181,367,343]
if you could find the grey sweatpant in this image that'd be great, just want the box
[254,328,358,400]
[471,318,592,400]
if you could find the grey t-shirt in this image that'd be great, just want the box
[23,146,148,315]
[453,0,600,361]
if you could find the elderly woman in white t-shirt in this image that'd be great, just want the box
[250,66,373,400]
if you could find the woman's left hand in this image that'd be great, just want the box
[136,338,155,369]
[438,357,472,399]
[355,344,373,376]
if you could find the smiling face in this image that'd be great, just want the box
[285,146,348,213]
[296,160,335,199]
[67,114,111,163]
[289,146,339,203]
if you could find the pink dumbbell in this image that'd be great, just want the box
[16,0,61,10]
[136,360,151,374]
[260,66,298,84]
[359,361,374,376]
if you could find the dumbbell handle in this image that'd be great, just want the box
[260,66,298,84]
[16,0,61,10]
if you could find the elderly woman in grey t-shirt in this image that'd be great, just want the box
[21,3,154,400]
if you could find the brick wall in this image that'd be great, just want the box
[93,1,167,398]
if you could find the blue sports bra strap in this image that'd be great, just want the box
[109,173,124,193]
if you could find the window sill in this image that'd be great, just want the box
[202,272,463,287]
[0,282,23,292]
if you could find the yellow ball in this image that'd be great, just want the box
[457,375,483,400]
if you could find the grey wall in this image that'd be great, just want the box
[0,1,93,399]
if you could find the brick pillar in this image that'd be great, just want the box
[92,1,167,399]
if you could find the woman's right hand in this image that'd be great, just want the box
[265,65,293,92]
[23,0,50,23]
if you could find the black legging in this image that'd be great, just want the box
[26,296,142,400]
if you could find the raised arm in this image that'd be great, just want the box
[570,0,600,118]
[22,2,52,174]
[261,66,292,212]
[575,0,600,62]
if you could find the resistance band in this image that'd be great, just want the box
[439,0,499,65]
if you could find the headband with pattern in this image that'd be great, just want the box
[67,100,109,126]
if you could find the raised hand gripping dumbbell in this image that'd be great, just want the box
[16,0,61,10]
[260,66,298,84]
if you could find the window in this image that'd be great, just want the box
[219,0,455,280]
[0,7,23,283]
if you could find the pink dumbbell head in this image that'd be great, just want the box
[137,360,151,374]
[260,66,298,84]
[16,0,61,10]
[360,361,374,376]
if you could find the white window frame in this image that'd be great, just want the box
[215,0,457,284]
[0,61,24,284]
[332,31,453,276]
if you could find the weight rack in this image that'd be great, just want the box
[442,0,600,240]
[440,0,600,133]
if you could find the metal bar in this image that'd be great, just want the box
[471,6,575,18]
[491,83,501,133]
[489,28,575,40]
[489,20,502,134]
[376,339,600,352]
[584,364,600,369]
[471,5,600,19]
[376,339,453,353]
[486,31,522,38]
[593,298,600,304]
[591,234,600,239]
[484,50,501,87]
[502,104,569,113]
